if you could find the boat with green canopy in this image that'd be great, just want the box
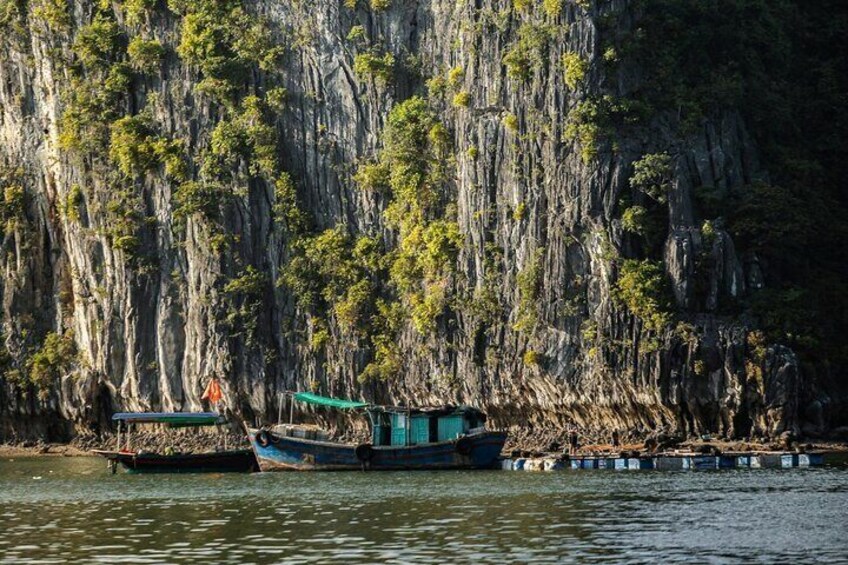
[247,392,507,471]
[93,412,257,474]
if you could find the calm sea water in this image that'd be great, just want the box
[0,456,846,564]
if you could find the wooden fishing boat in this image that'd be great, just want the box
[92,448,257,473]
[247,393,507,471]
[93,412,257,474]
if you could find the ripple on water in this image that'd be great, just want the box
[0,459,847,563]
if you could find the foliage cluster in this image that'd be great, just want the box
[562,51,588,90]
[109,114,186,179]
[205,95,279,179]
[452,90,470,108]
[523,349,544,367]
[346,25,366,44]
[102,189,147,260]
[31,0,72,31]
[353,161,390,192]
[619,152,673,258]
[470,243,504,326]
[629,153,673,203]
[123,0,158,26]
[0,168,25,231]
[60,9,134,154]
[376,98,460,337]
[223,266,267,343]
[281,226,403,380]
[0,0,19,28]
[513,248,544,333]
[564,94,649,164]
[621,205,647,236]
[174,0,283,102]
[26,331,77,400]
[73,13,121,68]
[503,23,551,82]
[173,181,230,225]
[59,64,132,153]
[613,259,673,333]
[63,184,85,223]
[127,37,165,73]
[273,172,308,235]
[353,50,395,84]
[281,97,460,381]
[447,66,464,89]
[563,98,608,163]
[543,0,562,19]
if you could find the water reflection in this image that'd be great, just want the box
[0,457,846,563]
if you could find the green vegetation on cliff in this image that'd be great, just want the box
[1,0,846,433]
[282,96,461,382]
[613,260,673,333]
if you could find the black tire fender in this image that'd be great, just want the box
[355,443,374,462]
[256,430,271,448]
[455,436,473,456]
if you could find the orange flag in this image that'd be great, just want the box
[201,378,223,404]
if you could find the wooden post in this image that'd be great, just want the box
[127,423,132,451]
[289,394,294,424]
[277,392,283,425]
[116,420,122,451]
[366,410,375,445]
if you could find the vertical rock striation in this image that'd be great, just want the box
[0,0,839,442]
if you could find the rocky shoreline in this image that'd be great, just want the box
[2,429,846,460]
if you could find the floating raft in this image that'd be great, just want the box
[500,452,825,471]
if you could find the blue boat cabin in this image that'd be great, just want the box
[370,407,485,447]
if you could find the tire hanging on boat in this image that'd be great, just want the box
[355,443,374,462]
[455,437,473,456]
[256,430,271,448]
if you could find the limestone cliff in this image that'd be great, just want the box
[0,0,843,442]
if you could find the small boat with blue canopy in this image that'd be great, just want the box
[93,412,257,474]
[247,392,507,471]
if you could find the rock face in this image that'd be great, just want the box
[0,0,836,442]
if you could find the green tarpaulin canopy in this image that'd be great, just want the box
[292,392,369,409]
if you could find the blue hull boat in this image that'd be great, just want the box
[247,428,508,471]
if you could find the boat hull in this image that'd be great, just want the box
[93,449,257,473]
[246,428,507,472]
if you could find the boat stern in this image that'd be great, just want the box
[466,430,509,469]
